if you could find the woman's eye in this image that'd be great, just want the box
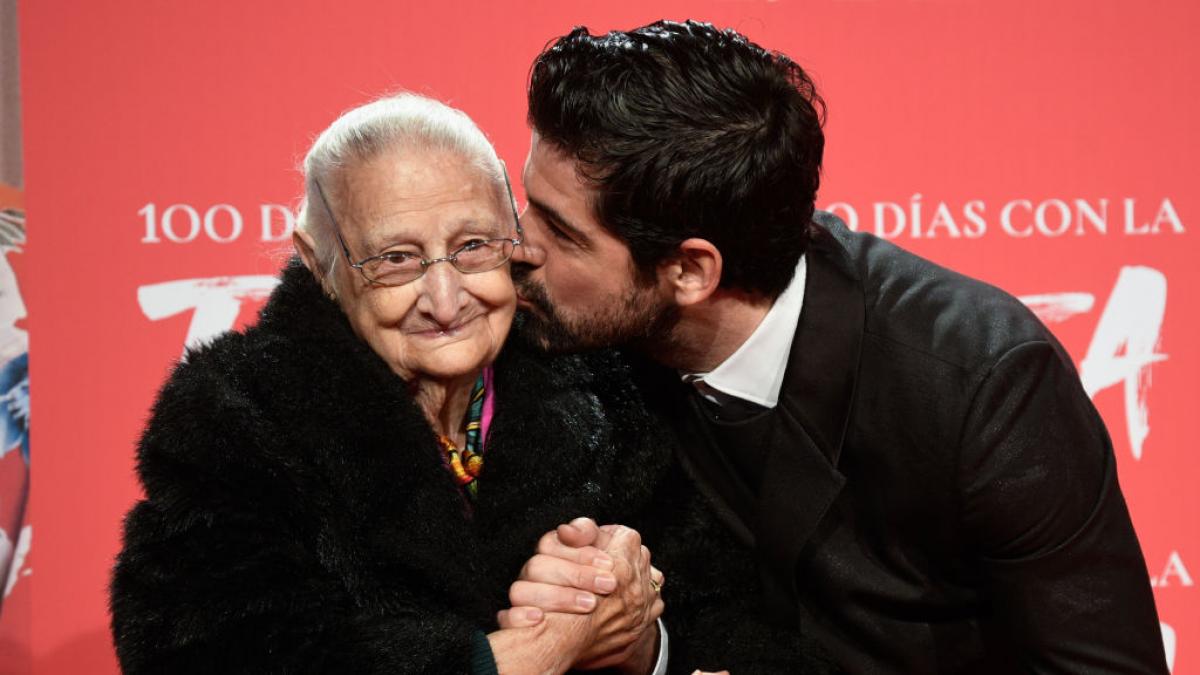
[380,251,418,265]
[459,239,489,251]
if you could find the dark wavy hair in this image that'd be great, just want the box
[528,20,826,297]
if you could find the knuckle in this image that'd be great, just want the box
[579,546,597,565]
[625,527,642,547]
[611,524,641,547]
[527,554,550,579]
[573,565,593,588]
[508,581,526,605]
[531,584,552,606]
[583,546,604,566]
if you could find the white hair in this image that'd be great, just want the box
[296,93,507,289]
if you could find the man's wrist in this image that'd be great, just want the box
[615,620,662,675]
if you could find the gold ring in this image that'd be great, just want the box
[649,578,662,593]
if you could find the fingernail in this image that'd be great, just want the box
[593,553,614,570]
[571,516,592,528]
[523,607,543,622]
[594,573,617,593]
[577,592,596,610]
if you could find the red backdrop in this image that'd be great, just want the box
[13,1,1198,672]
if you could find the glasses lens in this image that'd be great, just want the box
[364,254,424,286]
[454,239,514,273]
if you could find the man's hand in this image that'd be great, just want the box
[500,518,665,673]
[507,518,664,613]
[569,524,663,671]
[505,520,621,614]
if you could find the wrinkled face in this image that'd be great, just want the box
[328,148,517,382]
[514,133,674,353]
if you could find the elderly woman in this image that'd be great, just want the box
[110,93,658,674]
[110,94,829,675]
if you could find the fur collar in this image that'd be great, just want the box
[141,259,670,626]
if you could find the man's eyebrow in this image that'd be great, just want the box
[528,197,589,244]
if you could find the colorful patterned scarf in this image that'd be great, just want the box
[437,369,490,501]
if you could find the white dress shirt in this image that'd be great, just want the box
[682,255,807,410]
[651,618,669,675]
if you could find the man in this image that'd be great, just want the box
[506,20,1169,673]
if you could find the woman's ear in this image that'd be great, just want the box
[293,227,337,299]
[658,238,723,307]
[293,227,319,272]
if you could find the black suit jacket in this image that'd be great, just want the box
[643,214,1168,673]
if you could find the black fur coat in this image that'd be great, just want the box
[110,262,830,674]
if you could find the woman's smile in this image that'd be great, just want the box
[407,313,483,339]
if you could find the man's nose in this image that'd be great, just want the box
[417,262,467,325]
[513,211,547,269]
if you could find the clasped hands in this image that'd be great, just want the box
[497,517,664,673]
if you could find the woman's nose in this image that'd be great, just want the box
[417,262,467,325]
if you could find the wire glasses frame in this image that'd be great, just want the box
[312,164,524,287]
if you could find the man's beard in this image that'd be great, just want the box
[513,275,678,354]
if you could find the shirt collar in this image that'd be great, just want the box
[682,255,807,409]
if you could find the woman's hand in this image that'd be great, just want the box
[500,518,665,673]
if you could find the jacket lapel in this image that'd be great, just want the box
[754,221,864,592]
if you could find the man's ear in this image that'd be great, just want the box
[659,238,722,307]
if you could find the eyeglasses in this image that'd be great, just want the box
[312,166,523,287]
